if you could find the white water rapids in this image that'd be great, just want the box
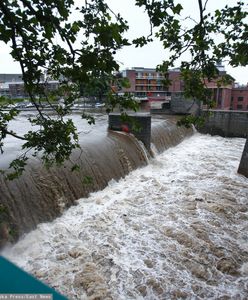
[2,133,248,300]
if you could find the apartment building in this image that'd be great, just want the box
[0,83,11,97]
[231,86,248,111]
[118,67,248,111]
[120,67,171,101]
[0,73,23,83]
[7,81,59,98]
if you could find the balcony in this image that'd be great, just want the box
[136,76,164,80]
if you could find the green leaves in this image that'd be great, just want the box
[0,108,20,154]
[6,157,28,180]
[177,115,205,129]
[172,3,183,15]
[23,118,79,167]
[133,36,152,47]
[0,0,138,177]
[106,92,139,114]
[137,0,247,111]
[82,113,95,125]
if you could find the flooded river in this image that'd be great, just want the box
[2,133,248,299]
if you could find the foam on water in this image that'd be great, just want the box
[2,133,248,299]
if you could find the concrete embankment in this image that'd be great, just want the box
[198,110,248,138]
[198,110,248,178]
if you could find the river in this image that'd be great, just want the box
[2,133,248,299]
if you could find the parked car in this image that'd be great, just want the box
[95,102,105,108]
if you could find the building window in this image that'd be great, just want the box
[238,96,244,101]
[217,88,222,106]
[136,92,146,97]
[237,104,243,109]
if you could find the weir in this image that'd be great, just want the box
[0,117,193,247]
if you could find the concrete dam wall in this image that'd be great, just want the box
[0,118,193,248]
[199,110,248,138]
[198,110,248,178]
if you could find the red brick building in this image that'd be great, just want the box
[204,79,233,110]
[118,67,248,111]
[231,86,248,111]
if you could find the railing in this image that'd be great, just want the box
[135,82,164,85]
[136,76,164,79]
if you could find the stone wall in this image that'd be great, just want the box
[199,110,248,138]
[170,94,200,115]
[108,113,151,150]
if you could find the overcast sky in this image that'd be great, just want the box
[0,0,247,84]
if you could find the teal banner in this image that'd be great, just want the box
[0,257,67,300]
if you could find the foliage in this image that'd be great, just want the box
[0,108,19,154]
[0,0,131,178]
[134,0,247,118]
[80,73,110,102]
[82,175,93,185]
[177,115,205,129]
[106,92,139,114]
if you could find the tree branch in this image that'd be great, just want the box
[1,127,27,141]
[198,0,204,24]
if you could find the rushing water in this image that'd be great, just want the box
[2,133,248,300]
[0,114,191,245]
